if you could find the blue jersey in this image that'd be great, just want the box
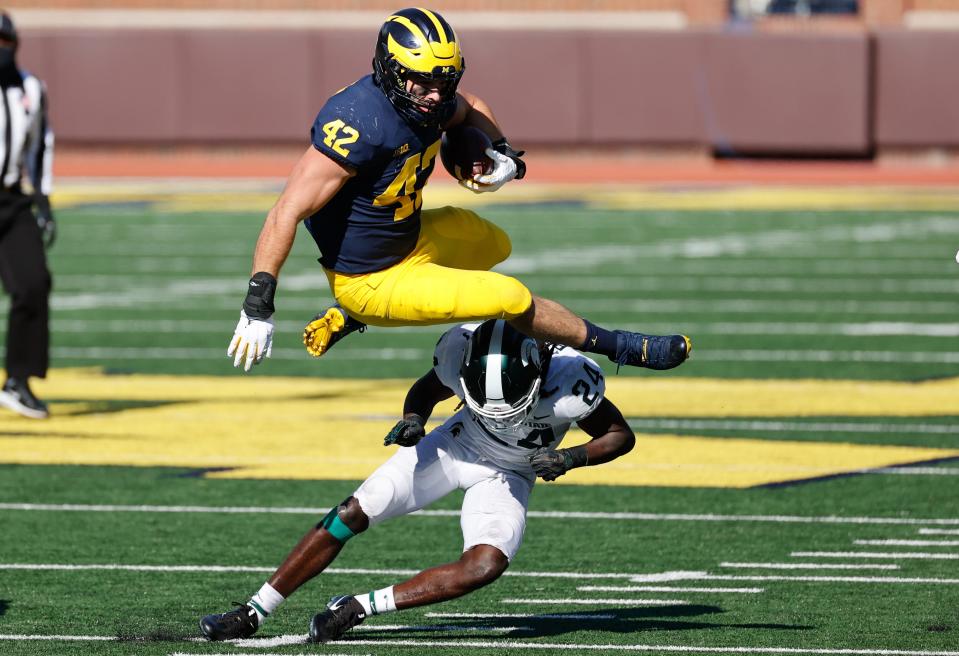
[304,75,443,274]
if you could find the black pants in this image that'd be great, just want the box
[0,192,50,379]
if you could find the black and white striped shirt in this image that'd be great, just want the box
[0,69,52,195]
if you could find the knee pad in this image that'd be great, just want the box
[318,499,359,544]
[354,476,397,520]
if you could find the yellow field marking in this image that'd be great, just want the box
[557,434,954,488]
[206,433,954,489]
[51,184,959,213]
[1,369,957,488]
[608,377,959,418]
[16,369,959,415]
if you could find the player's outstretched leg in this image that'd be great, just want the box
[309,545,508,643]
[509,295,692,371]
[199,603,259,641]
[611,331,691,371]
[308,595,368,643]
[303,304,367,358]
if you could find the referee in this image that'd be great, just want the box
[0,12,55,419]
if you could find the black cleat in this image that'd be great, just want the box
[0,378,49,419]
[302,304,367,358]
[308,595,366,643]
[611,331,691,371]
[199,602,258,641]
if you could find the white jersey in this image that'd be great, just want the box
[432,323,605,478]
[1,70,53,194]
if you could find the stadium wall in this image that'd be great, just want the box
[16,26,951,156]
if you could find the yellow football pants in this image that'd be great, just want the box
[324,206,532,328]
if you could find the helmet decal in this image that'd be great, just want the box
[521,339,540,369]
[482,319,507,406]
[460,320,545,432]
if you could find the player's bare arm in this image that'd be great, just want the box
[252,146,355,277]
[445,91,504,139]
[529,398,635,482]
[384,369,454,447]
[575,398,636,465]
[227,147,354,372]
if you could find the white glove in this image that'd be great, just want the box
[459,147,518,194]
[227,310,274,372]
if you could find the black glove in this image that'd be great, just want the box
[491,138,526,180]
[242,271,277,319]
[34,193,56,249]
[528,446,587,482]
[384,414,426,447]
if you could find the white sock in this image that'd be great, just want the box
[354,585,397,616]
[248,582,285,623]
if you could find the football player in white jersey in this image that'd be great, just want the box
[200,319,635,643]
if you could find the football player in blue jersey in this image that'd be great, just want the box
[227,7,690,374]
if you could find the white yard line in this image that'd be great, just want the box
[689,574,959,584]
[577,586,763,594]
[42,346,959,363]
[696,350,959,364]
[225,635,304,648]
[49,346,428,361]
[425,612,617,620]
[919,529,959,536]
[225,636,959,655]
[499,216,959,274]
[867,468,959,476]
[172,653,353,656]
[628,419,959,436]
[43,346,959,364]
[25,319,959,338]
[792,551,959,560]
[549,298,959,316]
[854,540,959,547]
[5,633,959,655]
[354,624,533,633]
[522,277,959,295]
[0,634,115,641]
[0,563,275,572]
[45,294,959,316]
[720,562,899,571]
[3,504,959,526]
[502,598,688,606]
[558,259,952,276]
[0,562,694,582]
[59,275,959,296]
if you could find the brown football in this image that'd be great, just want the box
[440,125,493,181]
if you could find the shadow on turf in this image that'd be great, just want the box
[353,605,812,640]
[45,399,181,417]
[47,389,367,418]
[114,625,191,642]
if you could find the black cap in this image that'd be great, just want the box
[0,13,17,45]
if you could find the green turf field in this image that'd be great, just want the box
[31,187,959,380]
[0,185,957,655]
